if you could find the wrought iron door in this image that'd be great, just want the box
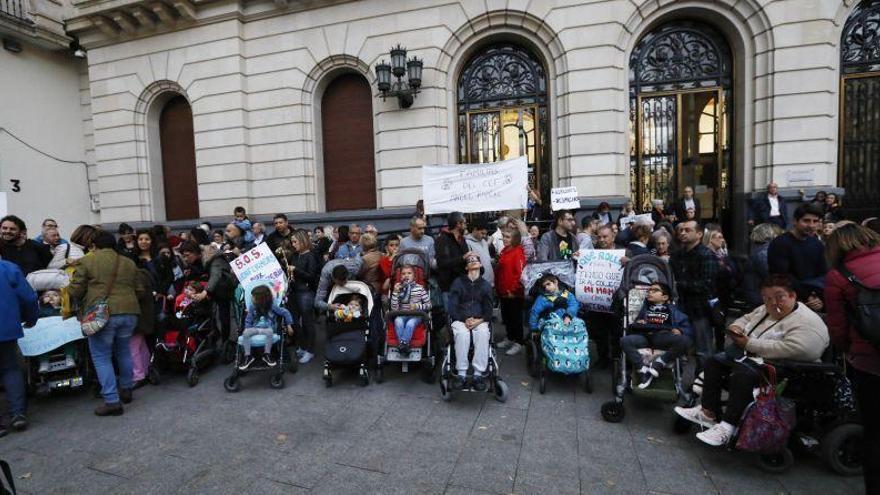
[458,44,549,209]
[840,0,880,220]
[630,21,732,223]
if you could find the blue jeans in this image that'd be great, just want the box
[88,314,137,404]
[393,316,421,344]
[0,340,26,416]
[292,291,316,352]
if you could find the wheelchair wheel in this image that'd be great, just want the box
[223,376,240,393]
[821,423,863,476]
[186,368,199,387]
[440,379,452,402]
[147,366,160,386]
[270,373,285,389]
[581,371,593,394]
[601,401,625,423]
[538,368,547,395]
[494,379,509,403]
[756,447,794,474]
[525,340,538,378]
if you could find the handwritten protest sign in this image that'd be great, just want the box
[620,213,652,229]
[18,317,83,357]
[422,156,527,214]
[550,187,580,211]
[230,243,288,310]
[575,249,625,313]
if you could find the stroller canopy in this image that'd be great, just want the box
[327,280,375,315]
[520,260,577,299]
[617,254,676,296]
[393,248,431,282]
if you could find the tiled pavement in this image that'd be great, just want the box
[0,325,866,495]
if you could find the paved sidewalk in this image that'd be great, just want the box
[0,326,865,495]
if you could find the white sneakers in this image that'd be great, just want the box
[496,339,513,350]
[298,351,314,364]
[674,405,718,428]
[505,343,523,356]
[696,422,734,447]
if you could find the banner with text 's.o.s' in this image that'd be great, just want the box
[422,156,528,215]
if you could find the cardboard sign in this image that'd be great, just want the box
[575,249,625,313]
[230,243,288,310]
[18,317,83,357]
[422,156,528,214]
[550,187,580,211]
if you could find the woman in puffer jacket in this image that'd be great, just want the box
[495,229,527,356]
[824,223,880,495]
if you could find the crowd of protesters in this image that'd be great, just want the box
[1,184,878,492]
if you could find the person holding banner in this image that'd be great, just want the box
[537,210,578,262]
[0,259,38,433]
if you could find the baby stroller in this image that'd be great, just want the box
[223,301,288,392]
[323,281,372,387]
[601,254,690,422]
[20,317,91,397]
[376,249,435,383]
[683,356,863,475]
[521,261,592,394]
[148,297,217,387]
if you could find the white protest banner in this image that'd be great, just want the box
[422,155,527,214]
[550,186,580,211]
[619,214,637,229]
[575,249,625,313]
[18,317,84,357]
[230,243,288,311]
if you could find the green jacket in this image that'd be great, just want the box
[68,248,143,316]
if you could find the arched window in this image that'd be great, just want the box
[321,73,376,211]
[840,0,880,220]
[630,21,733,228]
[457,43,549,213]
[159,95,199,220]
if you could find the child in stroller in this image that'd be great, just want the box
[389,265,431,354]
[240,285,293,370]
[36,290,77,373]
[527,273,591,393]
[149,281,216,386]
[622,282,692,389]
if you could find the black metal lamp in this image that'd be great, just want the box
[375,46,423,109]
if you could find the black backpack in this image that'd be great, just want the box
[838,266,880,349]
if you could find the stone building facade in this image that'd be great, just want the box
[2,0,878,238]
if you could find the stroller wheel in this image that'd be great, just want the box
[375,365,384,384]
[223,376,240,393]
[756,447,794,474]
[581,371,593,394]
[525,341,538,378]
[270,374,285,389]
[494,379,509,403]
[147,366,160,386]
[186,369,199,387]
[601,401,626,423]
[440,379,451,402]
[820,423,864,476]
[538,366,547,395]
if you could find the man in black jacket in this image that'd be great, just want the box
[748,182,787,229]
[448,255,494,391]
[0,216,51,276]
[670,220,718,358]
[674,186,702,221]
[435,212,474,313]
[266,214,293,262]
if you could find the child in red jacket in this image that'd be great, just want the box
[496,229,527,355]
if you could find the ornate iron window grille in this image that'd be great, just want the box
[457,44,547,112]
[842,0,880,74]
[629,22,732,95]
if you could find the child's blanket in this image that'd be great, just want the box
[18,317,83,357]
[540,313,589,374]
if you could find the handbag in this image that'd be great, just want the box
[735,365,797,454]
[80,254,122,337]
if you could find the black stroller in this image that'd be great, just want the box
[323,281,373,387]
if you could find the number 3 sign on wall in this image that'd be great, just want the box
[10,179,21,192]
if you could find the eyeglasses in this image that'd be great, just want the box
[647,287,663,293]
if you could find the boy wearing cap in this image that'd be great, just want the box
[447,254,494,391]
[621,283,693,389]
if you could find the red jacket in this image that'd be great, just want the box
[824,246,880,375]
[496,245,526,298]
